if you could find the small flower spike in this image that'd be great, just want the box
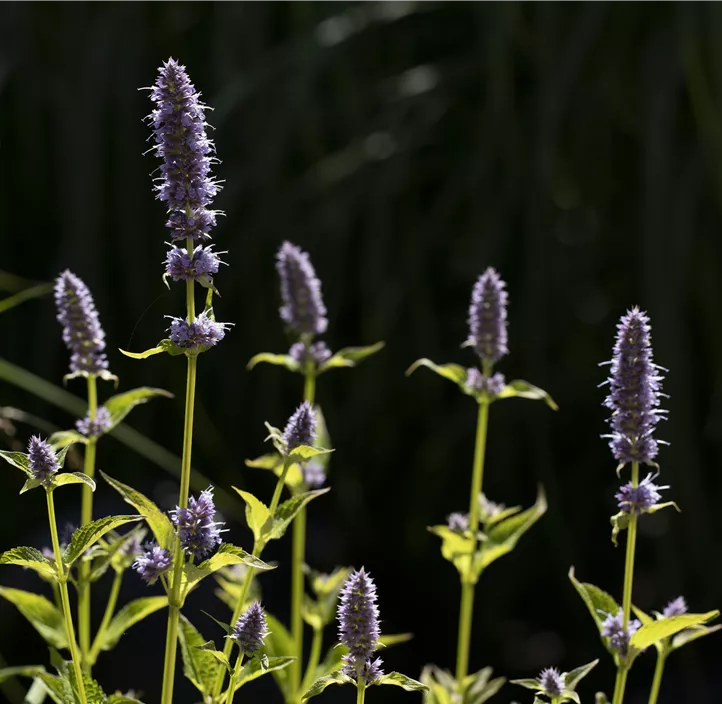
[601,609,640,656]
[170,487,224,560]
[282,401,317,452]
[231,602,269,656]
[165,245,223,285]
[662,596,688,618]
[303,461,326,488]
[467,268,509,365]
[133,544,173,584]
[167,311,230,352]
[75,407,112,438]
[465,368,506,397]
[615,473,669,515]
[446,512,469,533]
[289,341,332,367]
[538,667,564,697]
[27,436,60,483]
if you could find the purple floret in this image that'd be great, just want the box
[231,601,269,656]
[447,512,469,533]
[282,401,317,452]
[168,311,230,352]
[662,596,688,618]
[289,341,332,367]
[133,544,172,584]
[615,473,668,515]
[465,368,506,397]
[303,461,326,488]
[601,609,640,656]
[76,407,112,438]
[467,268,509,364]
[27,436,60,483]
[538,667,564,697]
[170,487,224,560]
[165,245,223,285]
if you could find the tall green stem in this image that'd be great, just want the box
[301,627,323,695]
[78,374,97,673]
[612,461,640,704]
[647,651,666,704]
[161,260,198,704]
[47,489,87,704]
[455,397,490,682]
[356,680,366,704]
[225,653,245,704]
[88,571,122,666]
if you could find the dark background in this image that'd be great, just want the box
[1,2,722,702]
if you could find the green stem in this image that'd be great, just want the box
[301,627,323,695]
[78,374,97,673]
[647,651,667,704]
[225,653,245,704]
[356,680,366,704]
[161,261,198,704]
[455,397,490,682]
[88,571,122,666]
[47,489,87,704]
[612,666,629,704]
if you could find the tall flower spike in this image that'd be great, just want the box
[603,307,666,466]
[170,487,224,560]
[133,544,173,584]
[28,436,60,483]
[55,270,109,376]
[276,241,328,337]
[149,58,221,242]
[282,401,317,452]
[467,267,509,364]
[231,602,269,656]
[337,568,382,683]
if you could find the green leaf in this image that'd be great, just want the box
[595,693,610,704]
[428,525,475,576]
[234,656,295,691]
[0,587,67,649]
[247,353,300,372]
[631,605,655,627]
[405,359,468,387]
[19,476,45,494]
[497,379,558,409]
[464,666,506,704]
[194,641,231,671]
[610,511,629,546]
[263,613,295,698]
[101,471,175,550]
[420,665,454,704]
[108,695,146,704]
[630,612,720,652]
[0,450,32,475]
[379,633,413,647]
[120,339,185,360]
[568,568,619,627]
[178,615,223,696]
[63,515,141,566]
[93,596,168,653]
[103,387,173,432]
[52,472,97,492]
[268,489,330,541]
[671,623,722,650]
[49,431,88,449]
[202,610,234,636]
[302,670,353,700]
[564,659,599,691]
[475,487,547,577]
[287,446,333,462]
[0,546,57,579]
[647,501,681,515]
[0,665,46,683]
[318,342,385,373]
[232,488,271,544]
[510,678,542,690]
[376,672,428,692]
[181,544,273,597]
[245,453,306,492]
[0,281,53,315]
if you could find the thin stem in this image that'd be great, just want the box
[301,627,323,695]
[47,489,87,704]
[356,680,366,704]
[612,666,629,704]
[78,374,97,673]
[455,397,490,682]
[225,652,245,704]
[88,571,122,665]
[647,651,667,704]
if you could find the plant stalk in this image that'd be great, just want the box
[647,651,667,704]
[356,679,366,704]
[88,571,123,665]
[301,626,323,695]
[225,653,245,704]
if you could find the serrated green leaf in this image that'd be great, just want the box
[568,567,620,655]
[33,671,73,704]
[0,450,32,475]
[302,670,353,700]
[630,612,720,652]
[101,471,175,550]
[0,546,57,579]
[318,342,385,373]
[405,359,468,386]
[247,353,300,372]
[93,596,168,653]
[49,431,88,449]
[288,446,333,462]
[376,672,428,692]
[202,610,234,636]
[194,641,231,671]
[103,387,173,432]
[179,615,223,696]
[0,587,67,649]
[63,515,141,566]
[671,623,722,650]
[234,656,295,691]
[564,659,598,691]
[232,488,271,544]
[269,488,330,541]
[497,379,558,410]
[52,472,97,492]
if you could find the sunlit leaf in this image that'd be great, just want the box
[318,342,385,373]
[49,430,88,449]
[0,587,67,649]
[63,515,141,566]
[564,659,599,691]
[0,546,57,579]
[232,488,271,544]
[302,670,353,700]
[234,656,295,691]
[120,339,185,360]
[630,612,720,652]
[405,359,468,387]
[497,379,558,410]
[247,353,300,372]
[194,641,231,671]
[268,489,330,541]
[376,672,428,692]
[671,623,722,650]
[178,615,222,696]
[52,472,97,492]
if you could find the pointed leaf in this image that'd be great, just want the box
[510,678,543,691]
[232,488,271,543]
[465,667,506,704]
[101,471,175,550]
[194,641,231,671]
[120,339,185,360]
[103,387,173,431]
[63,515,141,566]
[269,488,331,541]
[376,672,428,692]
[428,525,474,576]
[610,511,629,546]
[49,431,88,449]
[263,613,295,697]
[568,568,619,628]
[178,615,223,695]
[564,659,599,691]
[671,623,722,650]
[0,450,32,476]
[288,446,333,462]
[302,670,354,700]
[0,587,67,648]
[630,612,720,651]
[497,380,558,410]
[94,596,168,653]
[181,544,273,596]
[0,546,57,579]
[0,665,46,683]
[318,342,385,373]
[405,359,468,386]
[647,501,681,515]
[379,633,413,647]
[20,476,45,494]
[202,610,234,636]
[234,656,295,691]
[52,472,97,492]
[247,353,300,372]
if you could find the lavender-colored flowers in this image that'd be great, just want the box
[601,609,640,655]
[168,312,229,351]
[76,407,112,438]
[282,401,317,452]
[338,568,382,683]
[303,461,326,489]
[231,601,269,656]
[171,487,223,560]
[28,436,60,483]
[276,242,328,338]
[165,245,223,285]
[663,596,688,618]
[133,544,173,584]
[538,667,564,697]
[290,341,332,367]
[467,268,509,365]
[447,512,469,533]
[615,473,668,515]
[465,368,506,397]
[149,58,220,243]
[55,270,109,376]
[603,308,666,466]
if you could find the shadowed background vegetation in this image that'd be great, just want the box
[1,2,722,702]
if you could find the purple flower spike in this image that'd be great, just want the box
[165,245,223,285]
[663,596,688,618]
[28,436,60,483]
[601,609,640,656]
[276,242,328,337]
[465,368,506,397]
[55,270,109,376]
[447,512,469,533]
[603,308,666,466]
[168,311,230,352]
[231,601,269,656]
[538,668,564,697]
[359,657,384,685]
[282,401,317,452]
[171,487,224,560]
[467,268,509,364]
[615,473,669,515]
[133,544,172,584]
[149,58,221,242]
[76,407,112,438]
[289,341,332,367]
[303,461,326,488]
[338,568,381,683]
